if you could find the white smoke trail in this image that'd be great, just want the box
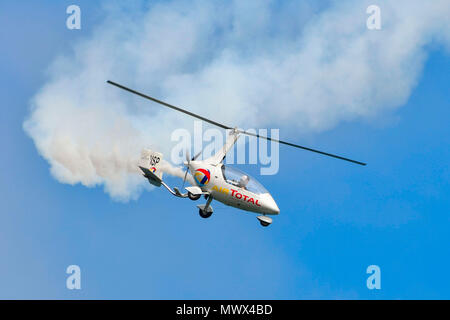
[160,160,196,186]
[24,0,450,201]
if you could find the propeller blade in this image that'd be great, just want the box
[107,80,366,166]
[192,150,202,161]
[182,168,189,190]
[182,149,191,190]
[237,130,366,166]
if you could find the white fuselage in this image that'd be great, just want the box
[188,161,280,215]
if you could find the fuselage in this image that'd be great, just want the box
[188,161,280,215]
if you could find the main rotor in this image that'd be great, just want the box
[107,80,366,166]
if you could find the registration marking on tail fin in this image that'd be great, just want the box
[138,149,164,187]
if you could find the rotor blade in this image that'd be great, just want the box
[107,80,366,166]
[107,80,232,130]
[238,130,366,166]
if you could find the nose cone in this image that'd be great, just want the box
[262,194,280,215]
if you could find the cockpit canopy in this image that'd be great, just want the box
[220,165,268,195]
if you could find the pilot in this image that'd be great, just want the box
[238,175,249,190]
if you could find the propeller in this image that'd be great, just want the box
[182,149,202,189]
[107,80,366,166]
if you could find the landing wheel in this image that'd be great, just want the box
[257,215,272,227]
[260,221,270,227]
[188,192,201,201]
[199,208,213,219]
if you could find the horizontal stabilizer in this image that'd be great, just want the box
[139,166,162,187]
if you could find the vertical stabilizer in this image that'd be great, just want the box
[139,149,164,186]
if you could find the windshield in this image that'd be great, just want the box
[220,165,268,195]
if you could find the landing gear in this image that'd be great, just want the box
[197,195,213,219]
[199,208,213,218]
[188,192,201,201]
[257,215,272,227]
[260,220,270,227]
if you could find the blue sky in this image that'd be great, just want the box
[0,0,449,299]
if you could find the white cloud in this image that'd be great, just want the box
[24,0,450,200]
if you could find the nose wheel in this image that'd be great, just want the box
[257,215,272,227]
[197,195,213,219]
[199,208,213,218]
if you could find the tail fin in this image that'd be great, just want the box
[139,149,164,186]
